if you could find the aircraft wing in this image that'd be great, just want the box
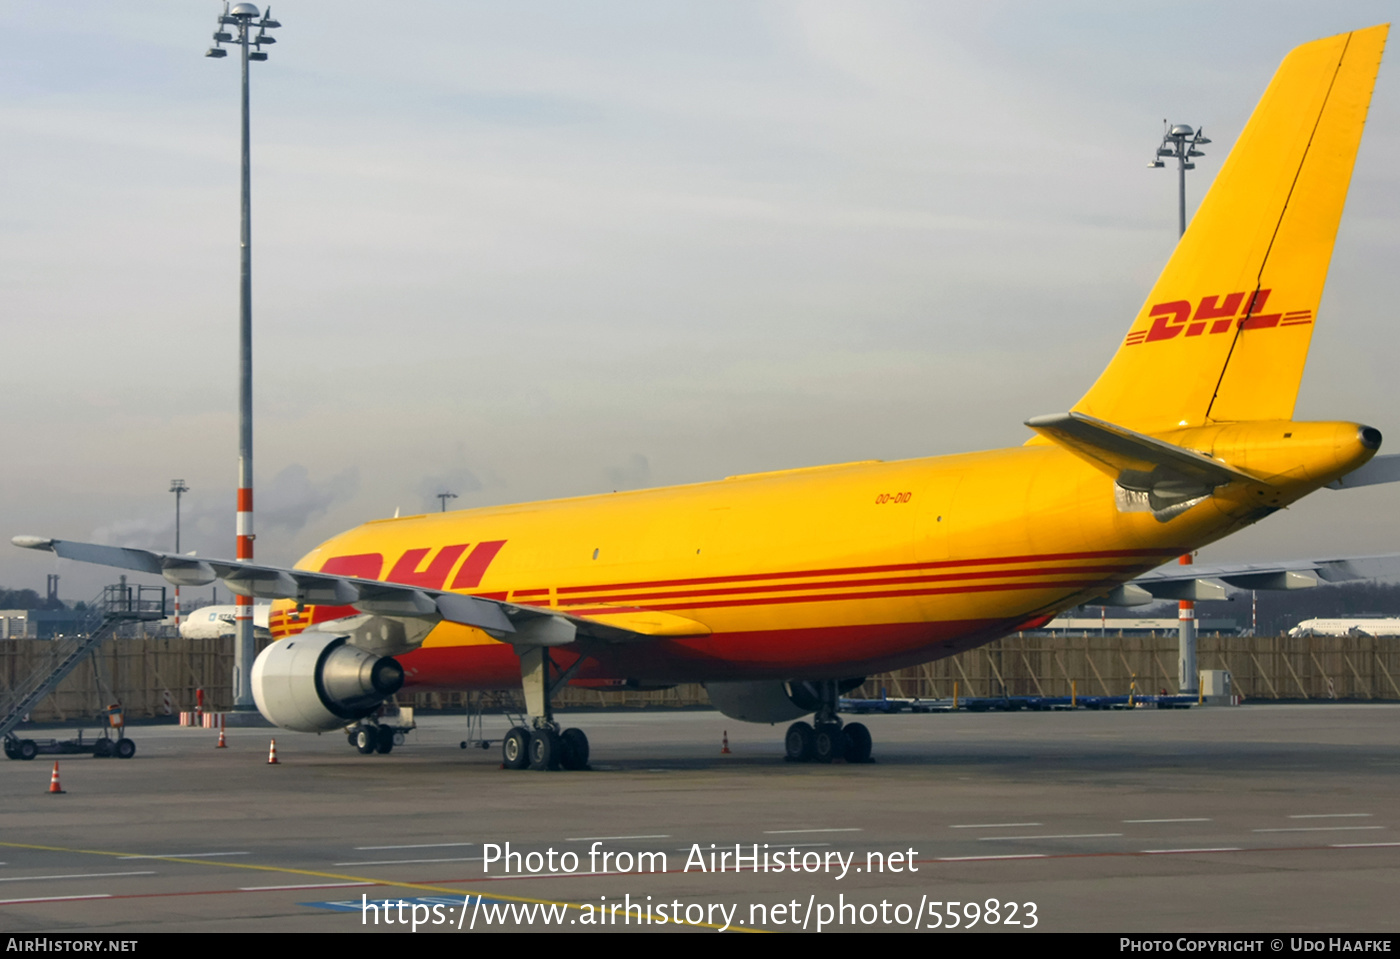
[1326,454,1400,489]
[1097,552,1400,605]
[10,536,709,647]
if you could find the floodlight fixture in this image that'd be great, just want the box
[1150,119,1211,236]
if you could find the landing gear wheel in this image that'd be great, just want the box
[375,726,394,754]
[354,728,377,755]
[115,738,136,759]
[842,722,872,763]
[812,723,844,764]
[18,740,38,761]
[529,729,560,771]
[559,728,590,770]
[502,727,530,770]
[784,721,815,762]
[92,738,113,759]
[347,731,359,749]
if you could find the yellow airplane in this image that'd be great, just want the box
[13,24,1391,770]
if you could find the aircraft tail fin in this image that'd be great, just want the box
[1072,25,1388,434]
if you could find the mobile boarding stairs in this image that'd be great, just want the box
[2,583,166,760]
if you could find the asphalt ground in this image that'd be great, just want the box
[2,704,1397,934]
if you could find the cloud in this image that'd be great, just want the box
[259,464,361,535]
[605,453,651,491]
[90,464,359,553]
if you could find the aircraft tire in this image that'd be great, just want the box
[375,726,394,754]
[784,721,815,762]
[347,732,359,749]
[115,738,136,760]
[502,727,530,769]
[842,722,873,763]
[354,728,377,755]
[529,729,560,771]
[812,723,844,764]
[559,728,589,770]
[18,740,38,761]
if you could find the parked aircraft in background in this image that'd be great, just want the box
[1289,618,1400,638]
[14,25,1393,770]
[177,604,271,641]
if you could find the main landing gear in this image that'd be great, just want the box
[501,646,590,772]
[784,680,873,764]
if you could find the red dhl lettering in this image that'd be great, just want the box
[318,540,508,591]
[1125,289,1310,347]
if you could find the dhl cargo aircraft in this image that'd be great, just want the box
[13,25,1392,769]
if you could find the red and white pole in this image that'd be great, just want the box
[231,10,257,710]
[1178,553,1198,695]
[234,483,254,707]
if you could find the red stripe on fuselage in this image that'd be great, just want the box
[554,548,1179,595]
[561,578,1103,616]
[557,562,1137,606]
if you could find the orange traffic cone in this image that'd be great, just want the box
[216,727,227,749]
[721,730,731,754]
[267,739,280,764]
[48,761,66,795]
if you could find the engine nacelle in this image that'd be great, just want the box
[705,679,863,724]
[251,632,405,732]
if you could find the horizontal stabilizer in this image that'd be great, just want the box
[1027,411,1260,512]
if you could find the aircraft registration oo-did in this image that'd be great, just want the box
[13,25,1393,769]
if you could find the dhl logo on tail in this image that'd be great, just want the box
[1123,290,1313,346]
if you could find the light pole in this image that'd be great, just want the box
[170,479,189,626]
[1151,120,1209,697]
[437,492,458,513]
[206,2,281,709]
[1150,121,1210,238]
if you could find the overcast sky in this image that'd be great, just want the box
[3,2,1398,601]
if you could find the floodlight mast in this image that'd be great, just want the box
[1149,119,1209,697]
[1150,120,1210,237]
[169,480,189,627]
[206,2,280,709]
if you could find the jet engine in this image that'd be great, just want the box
[704,679,863,723]
[251,632,404,732]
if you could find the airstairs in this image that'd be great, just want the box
[0,583,166,743]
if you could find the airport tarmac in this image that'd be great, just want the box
[2,704,1398,934]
